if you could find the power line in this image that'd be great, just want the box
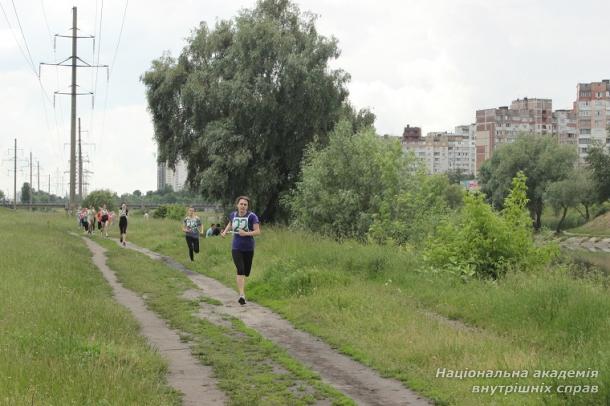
[93,0,104,100]
[1,0,60,162]
[39,0,53,46]
[10,0,37,73]
[100,0,129,144]
[108,0,129,79]
[0,1,36,75]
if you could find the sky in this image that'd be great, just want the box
[1,0,610,198]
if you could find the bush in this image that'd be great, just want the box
[153,204,187,220]
[423,172,558,280]
[152,206,167,219]
[368,173,461,246]
[283,120,415,241]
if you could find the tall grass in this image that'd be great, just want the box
[0,209,179,404]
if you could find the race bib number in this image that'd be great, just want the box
[232,216,249,233]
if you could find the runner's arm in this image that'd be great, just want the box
[220,221,232,238]
[238,222,260,237]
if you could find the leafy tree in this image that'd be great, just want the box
[283,120,404,240]
[368,173,461,246]
[133,190,142,197]
[82,190,118,211]
[0,190,4,201]
[446,168,474,184]
[20,183,31,203]
[142,0,351,221]
[545,169,596,233]
[585,145,610,203]
[478,135,576,230]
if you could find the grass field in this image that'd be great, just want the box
[0,208,180,405]
[2,208,609,405]
[121,212,609,405]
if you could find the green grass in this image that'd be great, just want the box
[4,209,609,405]
[97,236,353,405]
[121,215,610,405]
[0,208,180,405]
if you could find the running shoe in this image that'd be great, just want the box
[238,296,246,305]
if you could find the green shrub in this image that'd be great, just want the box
[152,204,187,220]
[152,205,167,219]
[368,173,459,246]
[424,172,558,280]
[283,120,410,241]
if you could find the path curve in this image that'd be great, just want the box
[82,237,227,406]
[121,240,431,406]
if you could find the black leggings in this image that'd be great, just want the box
[232,250,254,276]
[119,217,128,234]
[186,236,200,261]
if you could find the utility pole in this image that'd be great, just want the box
[29,152,32,210]
[39,6,108,212]
[78,117,82,201]
[69,7,76,211]
[37,161,40,192]
[48,173,51,195]
[14,139,17,210]
[3,139,25,209]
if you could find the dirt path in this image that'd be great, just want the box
[121,241,431,406]
[82,237,227,406]
[560,235,610,252]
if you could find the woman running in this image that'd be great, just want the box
[182,207,202,261]
[96,208,103,234]
[100,204,110,237]
[119,203,129,246]
[221,196,261,305]
[87,206,96,235]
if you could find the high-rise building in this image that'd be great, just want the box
[552,109,577,147]
[574,80,610,162]
[401,125,475,175]
[475,98,552,172]
[157,160,188,192]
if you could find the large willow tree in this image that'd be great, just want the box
[141,0,351,221]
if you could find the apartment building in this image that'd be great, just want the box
[475,98,552,172]
[157,159,188,192]
[552,109,577,147]
[402,125,475,175]
[574,80,610,162]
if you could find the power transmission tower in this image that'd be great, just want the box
[2,139,26,209]
[77,117,94,200]
[37,161,41,192]
[29,152,32,210]
[39,7,108,212]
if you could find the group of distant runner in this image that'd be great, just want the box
[78,204,112,237]
[78,202,129,246]
[77,196,260,306]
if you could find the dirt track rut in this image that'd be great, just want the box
[122,240,431,406]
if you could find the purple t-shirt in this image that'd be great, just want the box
[229,211,259,251]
